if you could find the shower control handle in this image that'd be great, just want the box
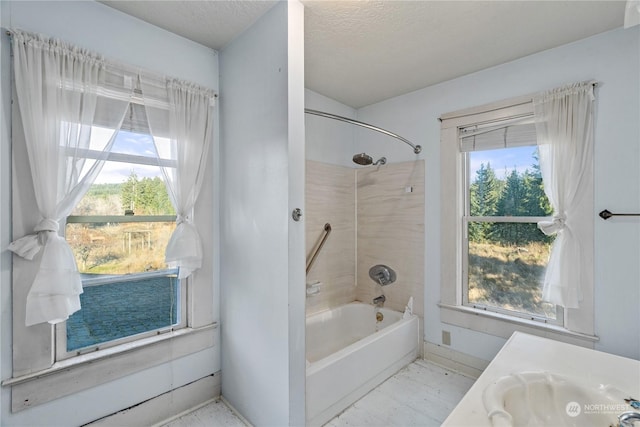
[369,264,397,286]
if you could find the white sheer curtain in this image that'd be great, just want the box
[140,77,215,279]
[533,81,595,308]
[625,0,640,28]
[9,30,130,325]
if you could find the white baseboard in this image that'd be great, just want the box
[423,341,489,379]
[220,395,253,426]
[85,373,221,427]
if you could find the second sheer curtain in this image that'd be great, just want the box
[534,81,595,309]
[141,77,215,280]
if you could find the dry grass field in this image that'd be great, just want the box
[468,241,556,319]
[66,222,175,274]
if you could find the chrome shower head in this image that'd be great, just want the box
[353,153,386,166]
[353,153,373,165]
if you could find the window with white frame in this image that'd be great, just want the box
[439,94,596,342]
[7,31,217,410]
[460,117,562,324]
[57,108,187,357]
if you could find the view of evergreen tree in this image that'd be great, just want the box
[121,171,139,213]
[469,152,553,246]
[493,169,529,244]
[120,171,174,215]
[469,163,500,241]
[523,156,553,217]
[496,169,524,216]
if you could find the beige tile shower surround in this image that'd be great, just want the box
[356,160,425,318]
[305,161,357,315]
[305,160,424,320]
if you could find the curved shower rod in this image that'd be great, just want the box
[304,109,422,154]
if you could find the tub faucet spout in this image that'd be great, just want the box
[619,411,640,427]
[373,295,386,306]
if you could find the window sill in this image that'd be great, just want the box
[439,303,598,347]
[2,323,217,412]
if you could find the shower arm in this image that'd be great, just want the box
[304,109,422,154]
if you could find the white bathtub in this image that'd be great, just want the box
[305,302,419,426]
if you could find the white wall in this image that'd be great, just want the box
[1,1,220,425]
[286,1,306,423]
[305,89,356,166]
[8,1,217,88]
[0,2,11,426]
[355,27,640,361]
[219,1,305,425]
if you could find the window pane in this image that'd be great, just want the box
[68,131,176,273]
[63,130,181,354]
[469,146,552,217]
[66,272,179,351]
[467,222,557,319]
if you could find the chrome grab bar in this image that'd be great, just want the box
[306,223,332,275]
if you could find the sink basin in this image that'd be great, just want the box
[482,371,634,426]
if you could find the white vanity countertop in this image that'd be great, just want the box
[442,331,640,426]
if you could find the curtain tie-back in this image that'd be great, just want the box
[34,218,60,233]
[8,218,60,261]
[175,214,192,225]
[537,213,567,236]
[166,213,201,279]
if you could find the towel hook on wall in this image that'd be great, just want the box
[599,209,640,220]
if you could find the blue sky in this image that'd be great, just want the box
[469,146,539,180]
[94,129,163,184]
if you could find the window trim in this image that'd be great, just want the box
[67,214,177,223]
[56,132,185,359]
[67,147,177,168]
[439,93,597,345]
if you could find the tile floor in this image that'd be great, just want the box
[160,398,246,427]
[162,360,475,427]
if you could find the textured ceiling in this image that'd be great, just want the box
[100,1,278,50]
[100,0,626,108]
[303,1,625,107]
